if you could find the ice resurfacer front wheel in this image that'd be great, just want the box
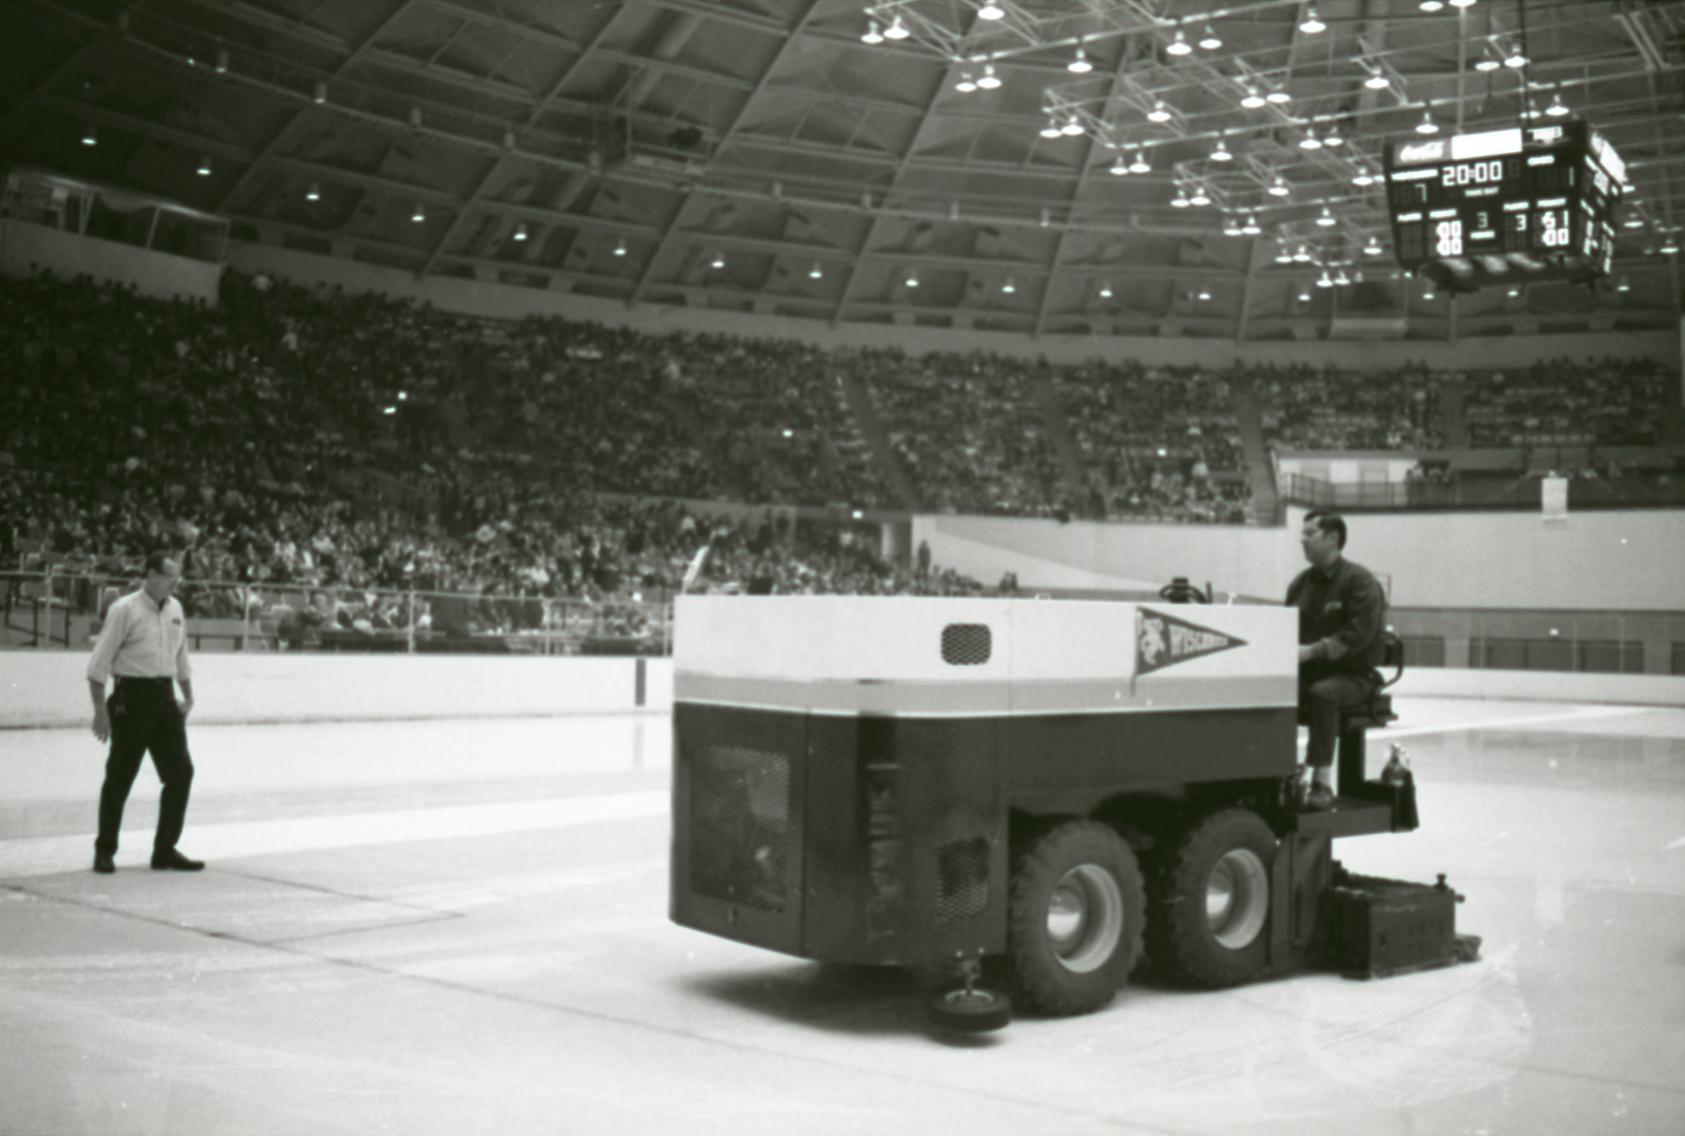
[1006,820,1145,1015]
[1146,808,1277,988]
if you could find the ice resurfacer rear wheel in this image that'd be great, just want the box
[1006,820,1144,1016]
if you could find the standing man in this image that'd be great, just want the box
[1286,511,1387,810]
[87,552,202,873]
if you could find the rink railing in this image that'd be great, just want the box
[0,571,672,657]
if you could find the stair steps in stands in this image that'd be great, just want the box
[1229,373,1282,525]
[837,370,922,512]
[1028,370,1091,512]
[1439,380,1470,449]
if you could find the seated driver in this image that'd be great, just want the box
[1286,510,1387,810]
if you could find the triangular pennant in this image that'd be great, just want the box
[1135,607,1247,675]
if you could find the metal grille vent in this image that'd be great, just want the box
[941,624,992,666]
[935,837,990,923]
[689,746,790,912]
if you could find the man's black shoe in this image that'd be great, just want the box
[93,852,116,874]
[150,850,205,871]
[1304,783,1336,812]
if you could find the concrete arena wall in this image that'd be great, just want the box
[225,244,1679,372]
[914,507,1685,612]
[0,653,676,731]
[1,220,221,305]
[4,650,1675,728]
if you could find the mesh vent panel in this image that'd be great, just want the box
[936,837,990,923]
[689,746,790,912]
[941,624,992,666]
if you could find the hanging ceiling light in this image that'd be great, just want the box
[1240,85,1266,109]
[905,273,919,287]
[976,64,1001,89]
[1211,138,1232,161]
[1275,246,1295,264]
[81,124,97,146]
[883,16,910,41]
[411,203,425,222]
[1293,243,1313,262]
[1317,205,1336,227]
[1224,216,1244,236]
[1300,127,1322,150]
[1061,114,1085,137]
[955,72,977,92]
[1040,116,1063,139]
[314,81,327,104]
[1546,91,1569,117]
[1661,232,1681,254]
[1323,122,1344,147]
[1474,47,1502,72]
[1068,47,1092,74]
[978,2,1005,20]
[1615,275,1630,292]
[1364,70,1390,91]
[1505,45,1528,68]
[1002,277,1016,294]
[1416,108,1439,134]
[615,238,628,257]
[1335,269,1351,286]
[1200,25,1223,50]
[1189,185,1211,206]
[1243,214,1262,235]
[1450,0,1479,8]
[1167,30,1192,56]
[1316,271,1334,288]
[1147,99,1172,123]
[1300,6,1326,34]
[809,262,823,279]
[215,48,228,75]
[1364,235,1384,255]
[711,251,726,269]
[1418,0,1445,12]
[1353,168,1375,187]
[1128,149,1151,174]
[1269,175,1292,197]
[513,222,528,241]
[1423,288,1437,300]
[1110,155,1129,175]
[1099,282,1114,298]
[196,155,213,176]
[1298,287,1313,302]
[1170,187,1191,208]
[1197,287,1212,301]
[861,21,884,45]
[1266,87,1292,104]
[305,180,320,201]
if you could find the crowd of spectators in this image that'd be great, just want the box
[1463,356,1671,448]
[1249,362,1445,452]
[1054,361,1249,523]
[851,347,1069,517]
[5,267,1681,635]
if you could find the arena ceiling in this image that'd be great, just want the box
[3,0,1684,341]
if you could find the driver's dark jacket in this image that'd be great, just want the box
[1285,557,1387,679]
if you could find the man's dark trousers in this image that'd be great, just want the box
[1299,671,1377,770]
[95,678,194,857]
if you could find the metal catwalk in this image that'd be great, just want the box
[3,700,1682,1136]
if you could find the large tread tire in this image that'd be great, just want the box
[1006,820,1145,1016]
[1145,808,1277,989]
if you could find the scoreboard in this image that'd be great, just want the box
[1383,120,1626,291]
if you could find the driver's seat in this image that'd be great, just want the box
[1335,630,1405,794]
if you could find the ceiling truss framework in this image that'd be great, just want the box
[1,0,1682,339]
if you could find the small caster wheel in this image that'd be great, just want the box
[926,984,1012,1033]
